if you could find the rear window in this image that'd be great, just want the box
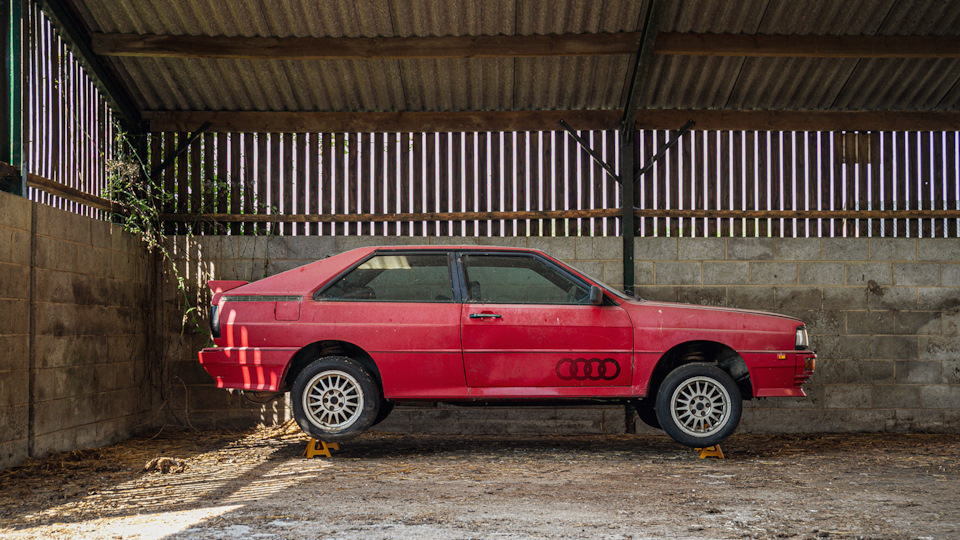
[317,254,454,303]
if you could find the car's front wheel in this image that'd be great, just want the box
[291,356,380,443]
[655,363,742,448]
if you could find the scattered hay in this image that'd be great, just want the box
[142,457,186,474]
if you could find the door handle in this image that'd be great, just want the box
[469,313,502,319]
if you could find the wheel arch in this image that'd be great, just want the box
[645,340,753,401]
[282,340,383,393]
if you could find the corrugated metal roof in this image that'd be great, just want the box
[69,0,960,115]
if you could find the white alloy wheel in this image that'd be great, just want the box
[302,370,365,430]
[669,375,732,437]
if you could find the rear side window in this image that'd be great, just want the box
[317,254,454,303]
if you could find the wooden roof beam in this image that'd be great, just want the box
[92,32,960,60]
[144,109,960,135]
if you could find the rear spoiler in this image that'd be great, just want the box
[208,280,248,304]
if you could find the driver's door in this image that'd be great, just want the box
[459,253,633,388]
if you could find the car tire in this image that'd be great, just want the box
[634,399,661,430]
[371,400,395,427]
[291,356,381,443]
[655,363,742,448]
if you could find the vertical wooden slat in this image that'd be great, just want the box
[517,131,530,237]
[254,133,266,234]
[704,131,716,237]
[503,132,515,236]
[321,133,333,236]
[893,132,905,237]
[437,133,448,236]
[920,131,931,237]
[201,132,214,234]
[349,133,361,236]
[946,131,958,238]
[751,131,764,238]
[331,132,344,236]
[424,132,436,236]
[305,133,317,236]
[729,131,741,237]
[465,132,476,236]
[229,133,242,235]
[174,133,188,234]
[294,133,307,235]
[476,132,488,237]
[385,132,397,236]
[450,132,462,236]
[554,131,567,236]
[412,132,423,236]
[372,132,384,236]
[490,132,502,237]
[399,132,410,236]
[242,134,255,235]
[931,131,944,237]
[869,132,881,237]
[680,130,694,237]
[266,133,279,235]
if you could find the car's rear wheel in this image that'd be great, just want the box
[655,363,741,448]
[291,356,380,443]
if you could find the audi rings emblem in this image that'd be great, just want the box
[555,358,621,381]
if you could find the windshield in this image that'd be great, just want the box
[557,260,639,302]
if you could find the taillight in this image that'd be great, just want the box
[210,304,221,338]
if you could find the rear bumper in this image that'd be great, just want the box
[197,347,298,392]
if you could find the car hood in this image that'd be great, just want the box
[634,300,804,323]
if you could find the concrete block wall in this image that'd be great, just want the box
[0,191,154,469]
[162,234,959,436]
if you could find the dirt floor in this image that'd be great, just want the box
[0,426,957,540]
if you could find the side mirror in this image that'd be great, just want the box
[589,285,604,306]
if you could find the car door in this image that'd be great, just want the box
[459,252,633,388]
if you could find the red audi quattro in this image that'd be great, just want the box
[199,246,816,448]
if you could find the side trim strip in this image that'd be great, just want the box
[222,295,302,302]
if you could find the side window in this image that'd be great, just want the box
[318,254,453,302]
[461,254,591,305]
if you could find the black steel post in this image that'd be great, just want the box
[1,0,24,195]
[620,128,636,296]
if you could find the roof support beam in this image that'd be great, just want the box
[91,32,960,61]
[655,33,960,58]
[144,109,960,134]
[2,0,24,195]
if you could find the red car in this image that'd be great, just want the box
[199,246,816,447]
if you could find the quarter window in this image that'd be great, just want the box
[461,254,591,304]
[318,254,454,302]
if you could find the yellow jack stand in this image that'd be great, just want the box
[695,445,724,459]
[304,439,340,458]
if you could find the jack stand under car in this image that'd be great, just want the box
[304,439,340,458]
[695,445,724,459]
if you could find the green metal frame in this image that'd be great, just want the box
[2,0,24,195]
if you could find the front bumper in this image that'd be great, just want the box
[198,347,298,392]
[747,350,818,398]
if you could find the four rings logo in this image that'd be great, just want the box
[555,358,621,381]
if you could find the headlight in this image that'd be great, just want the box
[795,326,809,350]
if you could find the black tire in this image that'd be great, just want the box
[371,400,395,427]
[634,399,661,430]
[655,363,742,448]
[291,356,381,443]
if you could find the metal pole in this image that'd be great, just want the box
[2,0,25,195]
[620,129,635,296]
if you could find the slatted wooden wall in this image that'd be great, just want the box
[23,1,116,218]
[150,129,958,238]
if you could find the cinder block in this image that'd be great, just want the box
[677,238,725,261]
[265,259,307,275]
[654,261,701,285]
[918,238,960,262]
[823,287,868,310]
[0,191,31,230]
[895,360,942,383]
[869,238,916,261]
[478,237,527,248]
[34,236,77,273]
[750,262,797,285]
[942,264,959,286]
[943,360,960,384]
[803,309,842,335]
[0,371,29,409]
[0,439,29,470]
[702,262,749,285]
[677,286,725,307]
[919,385,960,408]
[740,408,801,434]
[917,287,960,311]
[408,409,460,433]
[634,237,677,260]
[575,237,620,261]
[824,384,871,408]
[286,236,336,261]
[525,237,575,260]
[0,262,29,300]
[0,228,11,264]
[894,263,941,286]
[822,238,869,261]
[9,229,30,266]
[798,263,845,285]
[0,299,30,335]
[843,360,894,384]
[773,238,821,261]
[634,286,677,302]
[893,409,946,433]
[918,336,960,361]
[833,335,870,361]
[895,311,941,335]
[846,311,893,335]
[867,286,916,311]
[845,262,892,285]
[0,336,28,372]
[870,335,918,359]
[872,384,920,409]
[726,238,773,260]
[774,287,821,310]
[200,235,239,260]
[725,287,775,310]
